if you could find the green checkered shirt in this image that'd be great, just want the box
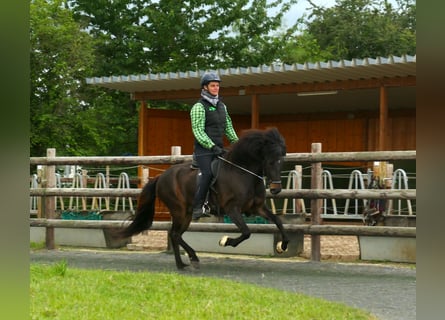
[190,102,238,149]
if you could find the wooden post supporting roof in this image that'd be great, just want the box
[251,94,259,129]
[138,100,147,156]
[379,85,388,151]
[137,101,147,186]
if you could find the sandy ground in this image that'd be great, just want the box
[129,230,360,261]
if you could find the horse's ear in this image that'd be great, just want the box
[266,127,286,156]
[268,127,281,139]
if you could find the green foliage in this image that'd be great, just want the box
[30,263,377,319]
[30,0,138,156]
[30,241,46,250]
[280,30,334,64]
[301,0,416,60]
[30,0,95,156]
[68,0,298,72]
[148,100,191,111]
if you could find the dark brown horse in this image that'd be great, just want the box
[119,127,289,269]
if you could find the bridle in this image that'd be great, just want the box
[217,156,282,187]
[217,156,263,180]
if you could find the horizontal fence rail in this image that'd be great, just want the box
[30,155,194,165]
[30,219,416,238]
[29,187,416,200]
[29,150,415,165]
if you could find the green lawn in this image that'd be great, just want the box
[30,261,376,319]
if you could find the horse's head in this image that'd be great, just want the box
[264,157,284,195]
[229,127,287,194]
[262,128,286,195]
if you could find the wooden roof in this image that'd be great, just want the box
[86,54,416,114]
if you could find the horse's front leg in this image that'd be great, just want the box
[219,209,251,248]
[259,205,290,253]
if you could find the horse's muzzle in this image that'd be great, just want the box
[269,181,282,195]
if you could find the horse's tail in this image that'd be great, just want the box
[119,176,159,238]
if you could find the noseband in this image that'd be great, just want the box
[269,181,282,189]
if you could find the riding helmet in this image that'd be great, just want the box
[200,72,221,87]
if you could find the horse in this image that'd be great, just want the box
[118,127,289,269]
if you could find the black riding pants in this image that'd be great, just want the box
[192,145,216,207]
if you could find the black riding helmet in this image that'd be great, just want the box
[200,72,221,88]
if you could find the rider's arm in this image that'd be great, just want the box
[190,102,215,149]
[223,105,238,143]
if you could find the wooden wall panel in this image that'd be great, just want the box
[141,108,416,157]
[144,109,195,156]
[390,115,416,150]
[258,114,370,152]
[366,118,378,151]
[365,109,416,151]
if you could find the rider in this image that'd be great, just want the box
[190,72,239,221]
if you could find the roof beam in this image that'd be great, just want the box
[132,76,415,101]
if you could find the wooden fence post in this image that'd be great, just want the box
[142,167,149,185]
[311,143,323,261]
[295,165,304,213]
[81,169,88,210]
[45,148,56,249]
[171,146,181,156]
[37,166,44,218]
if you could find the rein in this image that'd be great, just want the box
[217,156,265,181]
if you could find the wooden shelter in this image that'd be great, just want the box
[86,55,416,157]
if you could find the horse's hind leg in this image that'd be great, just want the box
[169,218,200,270]
[169,228,188,270]
[177,235,200,269]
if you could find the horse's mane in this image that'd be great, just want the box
[228,127,286,166]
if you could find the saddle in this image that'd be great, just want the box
[190,155,221,182]
[191,157,222,214]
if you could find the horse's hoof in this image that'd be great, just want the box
[176,263,189,270]
[190,260,200,269]
[276,241,288,253]
[219,235,229,247]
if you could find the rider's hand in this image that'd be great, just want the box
[211,145,225,156]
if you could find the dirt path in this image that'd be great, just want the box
[130,231,361,261]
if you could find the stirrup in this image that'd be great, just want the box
[203,201,211,214]
[192,203,211,220]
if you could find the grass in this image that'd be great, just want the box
[31,261,377,320]
[30,241,46,250]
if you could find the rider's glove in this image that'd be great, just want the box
[211,145,225,156]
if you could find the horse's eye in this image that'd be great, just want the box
[269,159,280,166]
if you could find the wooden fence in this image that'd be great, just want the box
[30,145,416,261]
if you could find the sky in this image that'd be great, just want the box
[281,0,336,26]
[280,0,400,26]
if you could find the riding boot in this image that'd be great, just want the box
[192,173,212,221]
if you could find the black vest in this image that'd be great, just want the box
[195,98,227,148]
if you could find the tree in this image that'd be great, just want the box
[30,0,138,157]
[280,30,334,64]
[30,0,95,156]
[51,0,301,157]
[68,0,298,73]
[286,0,416,62]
